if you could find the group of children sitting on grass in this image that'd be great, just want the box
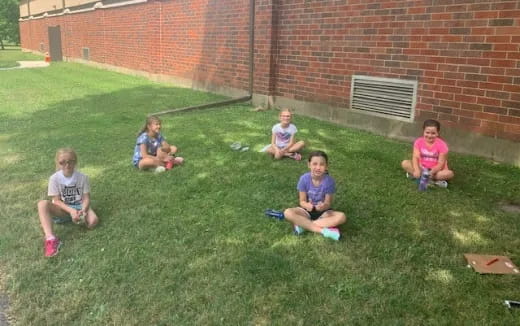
[37,109,454,257]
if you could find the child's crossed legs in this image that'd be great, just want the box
[283,207,346,234]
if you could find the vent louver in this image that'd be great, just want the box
[350,75,417,121]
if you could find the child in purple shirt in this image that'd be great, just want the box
[284,151,347,240]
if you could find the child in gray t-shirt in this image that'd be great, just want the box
[37,148,99,257]
[266,109,305,160]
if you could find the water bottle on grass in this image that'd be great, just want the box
[418,168,430,191]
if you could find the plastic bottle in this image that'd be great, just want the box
[418,168,430,191]
[265,209,285,220]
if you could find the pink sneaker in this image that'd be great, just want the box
[165,160,174,170]
[44,237,62,257]
[290,153,302,161]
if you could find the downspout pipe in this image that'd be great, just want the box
[152,0,255,117]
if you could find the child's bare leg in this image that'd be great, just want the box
[138,157,163,169]
[401,160,414,174]
[157,149,171,161]
[284,207,322,233]
[267,145,284,160]
[169,145,178,155]
[433,169,454,181]
[286,140,305,154]
[37,200,67,238]
[85,207,99,229]
[313,211,346,228]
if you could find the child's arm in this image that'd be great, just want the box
[298,191,314,211]
[411,147,422,178]
[140,143,162,164]
[270,133,277,147]
[430,152,448,175]
[316,194,333,211]
[80,193,91,216]
[51,195,81,219]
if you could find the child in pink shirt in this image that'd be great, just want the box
[401,119,454,187]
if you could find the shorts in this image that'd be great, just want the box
[51,203,82,224]
[297,207,332,221]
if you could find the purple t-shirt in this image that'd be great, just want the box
[297,172,336,205]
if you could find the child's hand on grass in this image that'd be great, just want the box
[71,209,81,223]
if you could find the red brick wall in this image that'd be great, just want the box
[272,0,520,141]
[19,0,520,141]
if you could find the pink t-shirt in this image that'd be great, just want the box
[414,137,449,169]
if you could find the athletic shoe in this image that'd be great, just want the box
[165,160,174,170]
[230,142,241,150]
[434,180,448,188]
[44,237,62,257]
[264,209,284,220]
[321,227,340,241]
[293,225,305,235]
[154,166,166,173]
[290,152,302,161]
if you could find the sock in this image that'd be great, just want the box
[321,227,340,241]
[293,225,305,235]
[46,235,56,241]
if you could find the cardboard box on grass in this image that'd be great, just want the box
[464,254,520,275]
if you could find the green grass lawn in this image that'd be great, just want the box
[0,46,42,68]
[1,49,519,325]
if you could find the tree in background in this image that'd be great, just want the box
[0,0,20,49]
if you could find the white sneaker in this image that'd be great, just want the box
[154,166,166,173]
[434,180,448,188]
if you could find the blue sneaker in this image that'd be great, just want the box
[264,209,284,220]
[321,227,340,241]
[293,225,305,235]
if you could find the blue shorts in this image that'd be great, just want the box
[52,203,82,224]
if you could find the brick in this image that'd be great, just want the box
[459,117,482,127]
[509,109,520,117]
[450,27,471,35]
[499,11,520,19]
[489,19,514,27]
[483,106,508,115]
[474,112,499,122]
[486,90,511,100]
[503,101,520,110]
[469,43,492,50]
[465,73,487,82]
[433,106,453,114]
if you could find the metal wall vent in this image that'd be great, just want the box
[350,75,417,121]
[82,47,90,60]
[40,42,45,51]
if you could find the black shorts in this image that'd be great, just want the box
[298,207,332,221]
